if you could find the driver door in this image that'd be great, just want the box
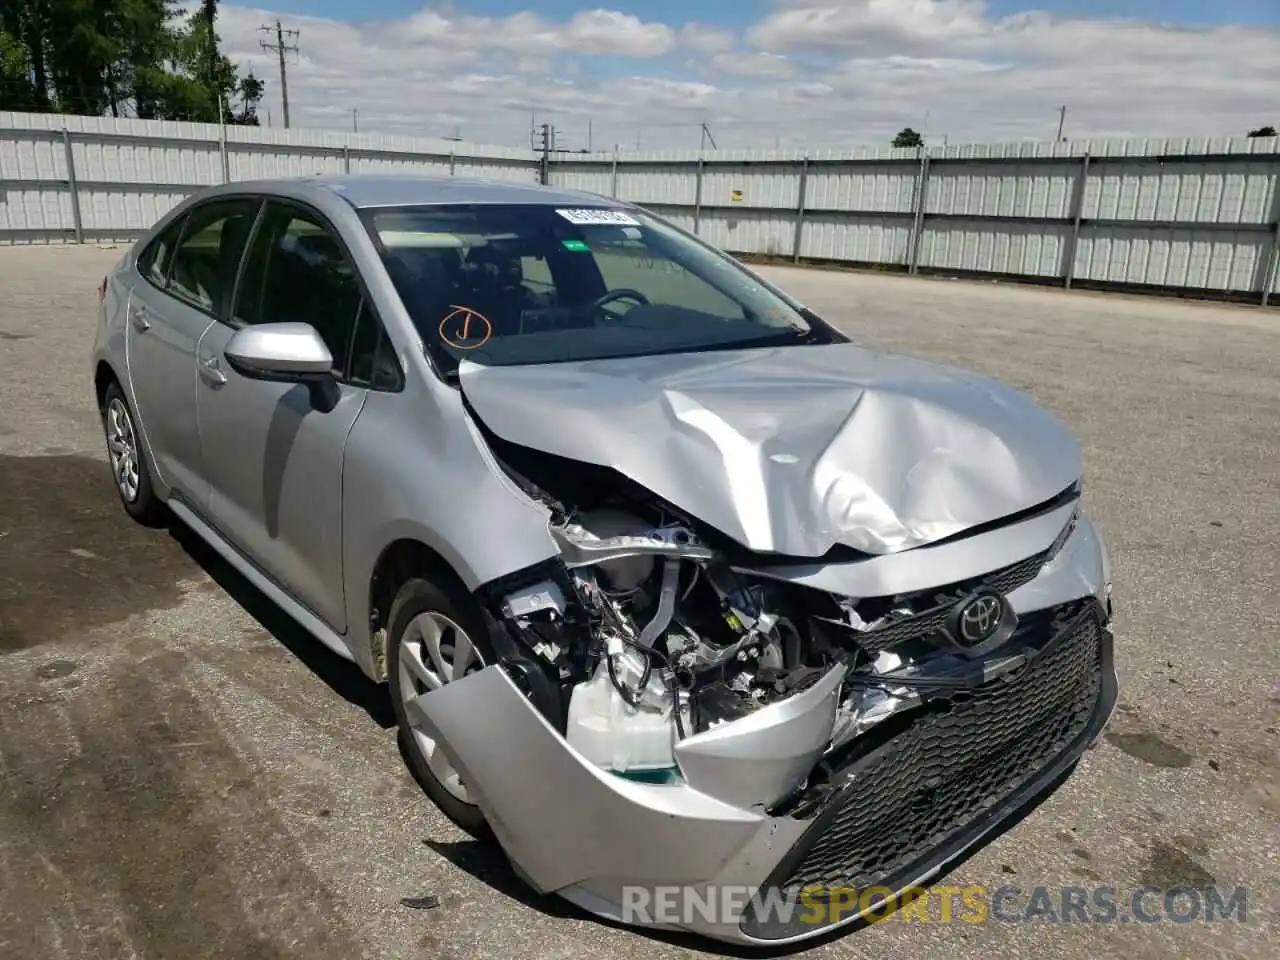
[196,199,392,632]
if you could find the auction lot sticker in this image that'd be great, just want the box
[555,208,640,226]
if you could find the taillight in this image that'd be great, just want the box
[98,277,107,302]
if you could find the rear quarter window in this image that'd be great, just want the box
[137,215,186,288]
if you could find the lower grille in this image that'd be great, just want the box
[742,608,1106,940]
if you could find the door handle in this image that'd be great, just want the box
[130,306,151,331]
[199,353,228,386]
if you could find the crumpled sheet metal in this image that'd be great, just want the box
[459,343,1082,557]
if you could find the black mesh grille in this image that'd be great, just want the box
[982,550,1053,596]
[849,605,951,656]
[742,610,1104,939]
[850,549,1051,657]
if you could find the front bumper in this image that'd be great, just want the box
[407,519,1119,947]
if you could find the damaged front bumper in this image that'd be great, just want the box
[405,506,1120,946]
[408,605,1116,945]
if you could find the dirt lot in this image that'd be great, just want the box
[1,244,1277,960]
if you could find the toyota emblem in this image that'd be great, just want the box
[957,593,1004,645]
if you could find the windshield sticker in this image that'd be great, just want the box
[438,306,493,351]
[555,208,640,226]
[560,238,590,252]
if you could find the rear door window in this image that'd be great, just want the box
[164,199,261,317]
[138,215,186,288]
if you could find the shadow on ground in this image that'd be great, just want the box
[0,453,393,729]
[170,522,395,729]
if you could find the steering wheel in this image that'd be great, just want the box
[588,288,650,322]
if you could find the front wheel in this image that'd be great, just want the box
[386,576,494,838]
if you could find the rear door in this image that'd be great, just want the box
[196,199,399,631]
[126,199,259,503]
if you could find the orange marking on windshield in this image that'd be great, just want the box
[439,305,493,350]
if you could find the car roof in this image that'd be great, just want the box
[208,174,624,211]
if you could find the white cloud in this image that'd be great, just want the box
[393,8,673,58]
[748,0,989,53]
[213,3,1280,150]
[680,23,737,55]
[710,52,798,79]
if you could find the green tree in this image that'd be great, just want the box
[43,0,122,116]
[0,0,262,123]
[1247,125,1276,138]
[233,70,263,125]
[0,24,40,110]
[0,0,52,109]
[893,127,924,148]
[121,0,185,120]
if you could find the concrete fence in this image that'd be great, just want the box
[3,111,1279,305]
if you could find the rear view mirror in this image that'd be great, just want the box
[224,322,340,412]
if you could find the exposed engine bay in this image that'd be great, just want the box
[473,427,1085,797]
[495,508,844,783]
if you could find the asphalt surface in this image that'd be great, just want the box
[1,244,1276,960]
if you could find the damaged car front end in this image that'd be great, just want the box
[404,347,1118,947]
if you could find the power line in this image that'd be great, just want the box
[259,20,300,129]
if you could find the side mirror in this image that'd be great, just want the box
[224,322,340,412]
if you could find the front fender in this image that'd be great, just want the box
[340,384,559,677]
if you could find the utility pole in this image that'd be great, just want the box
[352,107,358,133]
[538,122,551,185]
[588,119,592,153]
[260,20,300,128]
[699,122,717,151]
[1056,104,1067,142]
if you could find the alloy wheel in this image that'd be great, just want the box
[397,611,485,803]
[105,397,141,503]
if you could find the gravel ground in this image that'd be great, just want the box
[0,243,1276,960]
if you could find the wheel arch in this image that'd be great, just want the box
[94,360,120,412]
[367,538,472,682]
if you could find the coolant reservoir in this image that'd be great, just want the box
[566,651,688,779]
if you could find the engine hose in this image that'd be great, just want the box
[638,557,681,649]
[607,633,691,742]
[667,671,694,741]
[607,652,646,707]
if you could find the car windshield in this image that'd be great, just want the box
[363,203,832,374]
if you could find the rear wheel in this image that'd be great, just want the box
[101,381,166,527]
[386,576,494,837]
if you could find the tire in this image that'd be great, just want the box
[386,576,495,838]
[101,381,167,527]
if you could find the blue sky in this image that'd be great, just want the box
[212,1,1279,149]
[253,0,1279,28]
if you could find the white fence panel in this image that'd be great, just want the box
[2,111,1277,303]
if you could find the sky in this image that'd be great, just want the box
[205,0,1280,150]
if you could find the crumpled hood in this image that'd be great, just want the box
[458,343,1082,557]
